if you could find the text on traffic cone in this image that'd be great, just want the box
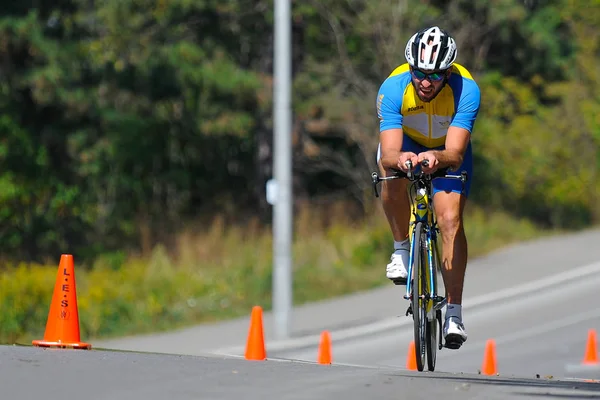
[32,254,91,349]
[583,329,598,365]
[318,330,332,364]
[406,340,417,371]
[481,339,497,375]
[244,306,266,360]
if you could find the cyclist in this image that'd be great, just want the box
[375,26,480,349]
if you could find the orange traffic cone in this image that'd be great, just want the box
[583,329,599,365]
[318,330,332,364]
[481,339,497,375]
[32,254,91,349]
[244,306,266,360]
[406,341,417,371]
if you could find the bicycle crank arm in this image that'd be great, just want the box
[433,297,447,311]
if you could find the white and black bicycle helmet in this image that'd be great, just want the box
[404,26,457,71]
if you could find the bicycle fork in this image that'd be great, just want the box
[405,225,445,308]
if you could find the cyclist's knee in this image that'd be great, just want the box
[437,209,463,234]
[435,197,464,234]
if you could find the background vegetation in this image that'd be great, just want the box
[0,0,597,342]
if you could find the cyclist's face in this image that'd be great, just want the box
[410,68,449,102]
[411,41,451,102]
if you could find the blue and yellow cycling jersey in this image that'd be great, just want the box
[376,63,481,148]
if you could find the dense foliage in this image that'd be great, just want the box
[1,0,598,264]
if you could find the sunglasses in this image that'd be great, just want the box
[411,69,447,82]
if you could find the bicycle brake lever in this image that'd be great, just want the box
[405,160,413,180]
[371,172,380,198]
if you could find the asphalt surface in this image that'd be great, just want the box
[7,227,600,399]
[3,344,600,400]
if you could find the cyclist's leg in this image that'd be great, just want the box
[377,135,424,282]
[431,141,472,347]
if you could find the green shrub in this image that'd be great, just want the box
[0,204,560,344]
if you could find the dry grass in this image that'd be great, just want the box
[1,199,560,344]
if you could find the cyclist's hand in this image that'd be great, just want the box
[418,151,439,173]
[398,152,418,172]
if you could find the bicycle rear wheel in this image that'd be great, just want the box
[411,221,426,372]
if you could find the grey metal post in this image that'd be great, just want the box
[272,0,292,340]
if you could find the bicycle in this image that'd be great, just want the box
[371,159,468,372]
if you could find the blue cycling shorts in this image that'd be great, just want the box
[377,135,473,197]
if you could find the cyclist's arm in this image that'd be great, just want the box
[379,128,404,170]
[376,77,406,170]
[430,127,470,170]
[432,76,481,170]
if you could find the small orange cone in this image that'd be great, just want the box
[318,330,332,364]
[406,341,417,371]
[244,306,266,360]
[583,329,599,365]
[481,339,497,375]
[32,254,91,349]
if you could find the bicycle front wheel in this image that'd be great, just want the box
[411,221,426,372]
[426,233,441,371]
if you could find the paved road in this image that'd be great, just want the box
[270,227,600,379]
[97,227,600,378]
[7,228,600,399]
[3,345,600,399]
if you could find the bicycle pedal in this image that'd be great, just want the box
[391,277,407,285]
[443,339,464,350]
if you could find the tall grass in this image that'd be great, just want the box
[1,201,558,344]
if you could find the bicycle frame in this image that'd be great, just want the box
[404,176,442,309]
[372,160,468,369]
[371,162,468,311]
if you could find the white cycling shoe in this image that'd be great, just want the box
[443,317,468,349]
[386,247,409,284]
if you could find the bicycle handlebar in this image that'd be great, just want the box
[370,159,468,198]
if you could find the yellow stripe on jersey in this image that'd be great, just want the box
[451,63,473,80]
[399,72,456,148]
[388,63,410,77]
